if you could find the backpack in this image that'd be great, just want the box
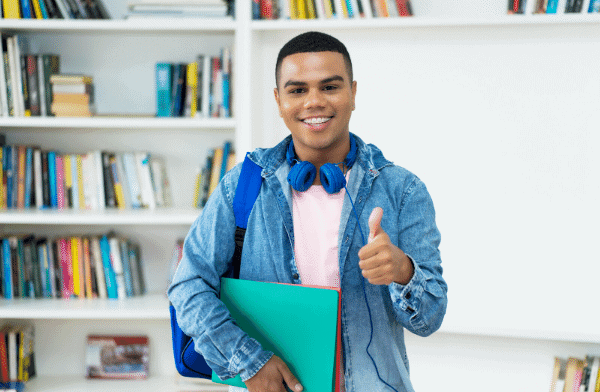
[170,154,263,378]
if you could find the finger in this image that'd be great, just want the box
[278,361,303,392]
[368,207,384,243]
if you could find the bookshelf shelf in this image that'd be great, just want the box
[0,17,237,33]
[25,375,228,392]
[0,208,199,225]
[0,293,170,320]
[0,116,236,130]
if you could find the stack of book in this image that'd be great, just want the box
[126,0,233,19]
[1,0,110,19]
[0,233,147,300]
[508,0,600,14]
[253,0,412,19]
[50,74,94,117]
[156,46,232,118]
[0,323,34,389]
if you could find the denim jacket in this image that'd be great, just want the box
[168,134,447,392]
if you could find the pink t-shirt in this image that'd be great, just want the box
[292,178,348,392]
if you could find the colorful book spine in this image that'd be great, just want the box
[56,154,65,209]
[70,237,81,297]
[47,151,57,208]
[100,235,118,299]
[156,63,172,117]
[59,238,73,298]
[2,239,13,299]
[23,147,33,209]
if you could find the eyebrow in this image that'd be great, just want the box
[283,75,345,89]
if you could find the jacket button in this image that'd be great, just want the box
[292,273,299,280]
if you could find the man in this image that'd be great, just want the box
[168,31,447,392]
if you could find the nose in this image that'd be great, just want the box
[304,88,325,109]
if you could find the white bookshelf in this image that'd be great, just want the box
[2,0,600,390]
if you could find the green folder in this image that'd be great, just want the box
[212,278,340,391]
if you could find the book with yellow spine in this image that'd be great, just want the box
[186,62,198,118]
[2,0,21,19]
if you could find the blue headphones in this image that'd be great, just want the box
[286,135,358,194]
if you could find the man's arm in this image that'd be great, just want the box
[358,178,447,337]
[168,174,273,382]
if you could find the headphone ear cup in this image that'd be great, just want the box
[288,161,317,192]
[320,163,346,194]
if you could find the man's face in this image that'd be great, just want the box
[274,51,357,164]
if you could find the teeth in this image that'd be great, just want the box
[303,117,330,124]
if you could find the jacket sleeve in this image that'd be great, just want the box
[388,177,448,337]
[167,169,273,381]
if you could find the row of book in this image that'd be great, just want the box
[156,47,233,118]
[127,0,233,19]
[0,142,172,211]
[193,140,235,208]
[0,323,34,386]
[0,34,62,118]
[550,356,600,392]
[1,233,147,300]
[253,0,412,19]
[508,0,600,13]
[1,0,109,19]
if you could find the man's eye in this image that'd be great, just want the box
[324,85,338,91]
[289,88,305,94]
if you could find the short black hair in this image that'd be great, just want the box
[275,31,353,87]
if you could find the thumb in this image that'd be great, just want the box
[278,361,303,392]
[368,207,384,243]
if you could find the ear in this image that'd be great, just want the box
[274,87,283,117]
[351,80,357,111]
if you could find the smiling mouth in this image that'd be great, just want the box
[302,116,333,125]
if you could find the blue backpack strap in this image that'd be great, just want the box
[231,154,263,279]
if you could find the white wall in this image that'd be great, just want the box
[249,15,600,392]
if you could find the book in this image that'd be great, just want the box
[90,236,107,299]
[82,237,93,298]
[207,146,223,197]
[155,63,171,117]
[26,55,41,116]
[121,152,142,209]
[211,279,341,391]
[86,335,149,379]
[2,0,22,18]
[0,325,10,382]
[184,61,198,117]
[109,153,128,210]
[107,236,126,299]
[0,37,10,117]
[17,324,35,382]
[99,235,117,299]
[134,151,155,209]
[0,239,6,299]
[58,237,74,298]
[70,237,83,297]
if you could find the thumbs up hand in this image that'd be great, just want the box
[358,207,414,286]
